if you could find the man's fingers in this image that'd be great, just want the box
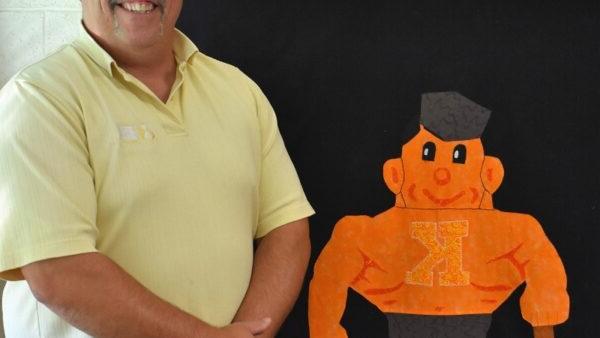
[239,317,271,335]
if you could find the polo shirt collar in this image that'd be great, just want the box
[172,28,199,65]
[73,21,199,76]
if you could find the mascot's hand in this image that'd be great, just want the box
[533,325,554,338]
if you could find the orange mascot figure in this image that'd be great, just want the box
[309,92,569,338]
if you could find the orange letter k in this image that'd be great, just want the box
[405,221,470,287]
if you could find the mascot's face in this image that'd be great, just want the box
[384,126,504,209]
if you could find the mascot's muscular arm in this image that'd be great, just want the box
[309,216,366,338]
[518,214,569,338]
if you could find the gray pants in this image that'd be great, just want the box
[385,313,492,338]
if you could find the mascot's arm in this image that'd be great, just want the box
[309,216,367,338]
[533,325,555,338]
[518,215,569,334]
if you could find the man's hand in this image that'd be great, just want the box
[213,318,271,337]
[233,218,311,337]
[533,326,554,338]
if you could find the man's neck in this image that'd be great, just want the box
[113,43,177,102]
[109,38,174,74]
[88,29,177,102]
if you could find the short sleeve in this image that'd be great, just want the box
[0,79,98,280]
[247,79,315,238]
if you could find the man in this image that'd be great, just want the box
[0,0,314,337]
[309,92,568,338]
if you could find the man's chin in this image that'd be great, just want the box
[115,29,165,49]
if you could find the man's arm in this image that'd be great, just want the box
[233,218,311,338]
[22,252,270,338]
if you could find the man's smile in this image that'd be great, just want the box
[121,2,156,13]
[110,0,163,14]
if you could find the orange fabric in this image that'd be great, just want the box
[309,127,569,338]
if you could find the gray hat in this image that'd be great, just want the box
[420,92,491,141]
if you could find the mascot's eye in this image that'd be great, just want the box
[453,144,467,164]
[422,142,436,161]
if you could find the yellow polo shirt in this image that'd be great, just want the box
[0,24,314,337]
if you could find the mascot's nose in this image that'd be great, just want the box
[434,168,451,185]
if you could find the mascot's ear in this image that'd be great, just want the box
[481,156,504,194]
[383,158,404,194]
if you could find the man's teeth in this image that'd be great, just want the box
[121,2,155,13]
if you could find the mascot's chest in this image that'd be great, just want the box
[356,216,526,288]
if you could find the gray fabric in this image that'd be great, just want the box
[386,313,491,338]
[420,92,491,141]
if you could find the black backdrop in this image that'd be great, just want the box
[178,1,600,337]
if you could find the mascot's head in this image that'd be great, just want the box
[384,92,504,209]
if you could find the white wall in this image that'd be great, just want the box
[0,0,82,85]
[0,1,82,336]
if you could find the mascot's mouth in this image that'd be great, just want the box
[408,184,480,206]
[422,189,465,206]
